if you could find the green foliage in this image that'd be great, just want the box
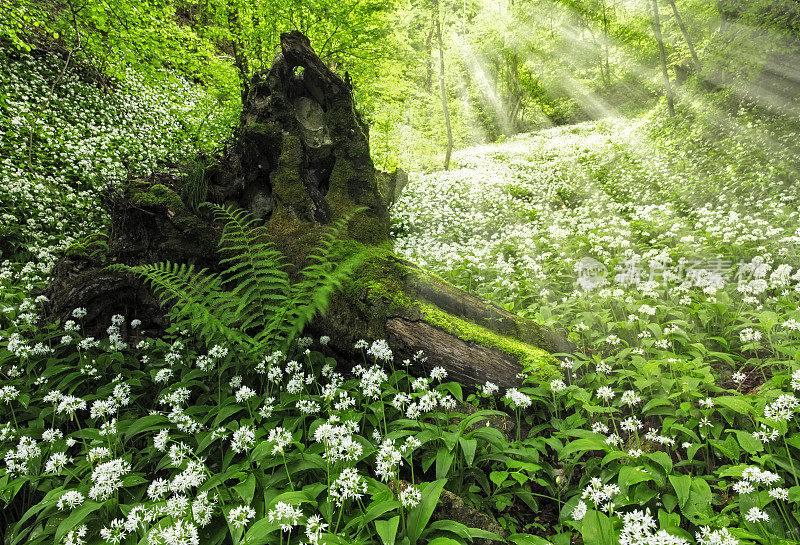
[111,203,367,353]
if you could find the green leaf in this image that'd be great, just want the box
[509,534,553,545]
[375,516,400,545]
[234,473,256,504]
[646,451,673,474]
[425,519,503,541]
[558,437,609,458]
[243,517,282,545]
[426,539,463,545]
[458,437,477,467]
[55,501,102,543]
[668,474,691,509]
[490,471,509,487]
[618,466,653,495]
[436,447,455,479]
[406,479,447,545]
[359,500,401,528]
[729,430,763,455]
[714,395,752,415]
[580,509,611,545]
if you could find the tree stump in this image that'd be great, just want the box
[45,31,570,388]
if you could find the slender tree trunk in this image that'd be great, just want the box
[667,0,701,72]
[601,0,611,86]
[651,0,675,116]
[424,16,435,93]
[433,0,454,169]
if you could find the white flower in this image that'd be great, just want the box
[235,385,256,403]
[231,425,255,454]
[375,439,403,482]
[504,388,532,409]
[89,458,131,501]
[192,491,216,527]
[400,485,422,508]
[768,487,789,500]
[209,345,228,359]
[57,395,87,415]
[696,527,738,545]
[268,427,292,455]
[430,366,447,381]
[42,429,63,442]
[572,500,587,521]
[367,339,393,362]
[63,525,87,545]
[550,379,567,393]
[154,429,170,451]
[305,514,328,544]
[45,452,72,474]
[360,365,388,399]
[791,369,800,391]
[596,386,615,401]
[100,518,128,544]
[739,328,762,344]
[227,505,256,528]
[148,478,170,500]
[596,361,612,374]
[621,390,641,406]
[763,394,798,422]
[482,381,499,395]
[329,467,367,506]
[155,368,174,383]
[591,422,608,434]
[268,501,302,532]
[744,506,769,523]
[57,490,85,510]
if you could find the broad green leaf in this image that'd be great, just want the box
[406,479,447,545]
[458,437,477,467]
[55,501,102,543]
[580,509,611,545]
[714,396,752,415]
[509,535,553,545]
[668,474,691,509]
[375,516,400,545]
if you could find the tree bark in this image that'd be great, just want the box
[45,31,568,389]
[433,0,454,170]
[667,0,701,73]
[651,0,676,116]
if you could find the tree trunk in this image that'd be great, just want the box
[44,31,568,390]
[601,0,611,86]
[667,0,701,73]
[433,0,454,170]
[651,0,676,116]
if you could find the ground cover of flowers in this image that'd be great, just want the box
[2,45,800,545]
[392,105,800,543]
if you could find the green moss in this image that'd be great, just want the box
[129,183,209,233]
[271,135,313,220]
[342,247,558,380]
[64,235,109,262]
[417,301,559,380]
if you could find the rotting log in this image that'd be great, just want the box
[45,31,570,388]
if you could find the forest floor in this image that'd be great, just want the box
[3,50,800,541]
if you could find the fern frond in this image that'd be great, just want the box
[109,262,250,348]
[281,209,368,350]
[201,203,290,332]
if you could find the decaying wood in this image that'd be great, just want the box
[45,30,570,389]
